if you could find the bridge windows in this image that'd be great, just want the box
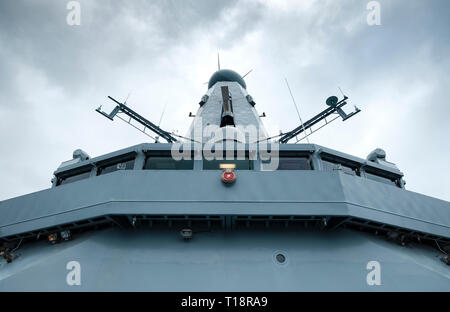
[320,153,361,176]
[274,151,313,170]
[202,149,254,170]
[364,169,400,187]
[97,158,135,176]
[203,158,253,170]
[277,157,312,170]
[56,168,92,186]
[53,148,402,190]
[319,152,403,187]
[322,159,360,176]
[144,152,194,170]
[95,152,137,176]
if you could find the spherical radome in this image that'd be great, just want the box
[208,69,247,89]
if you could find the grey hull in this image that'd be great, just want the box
[1,227,449,291]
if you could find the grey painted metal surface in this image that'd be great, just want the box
[187,81,268,142]
[1,228,448,291]
[0,170,449,240]
[1,141,448,241]
[1,68,449,291]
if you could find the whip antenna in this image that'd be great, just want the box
[285,78,310,144]
[217,52,221,70]
[242,69,253,79]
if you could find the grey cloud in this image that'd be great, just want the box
[0,0,241,95]
[0,0,449,201]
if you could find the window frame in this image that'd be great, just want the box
[202,149,253,170]
[56,165,93,186]
[96,157,136,176]
[143,151,194,170]
[320,155,361,176]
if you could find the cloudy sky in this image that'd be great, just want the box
[0,0,449,201]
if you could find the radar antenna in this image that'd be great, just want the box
[242,69,253,79]
[278,93,361,144]
[124,92,131,104]
[153,102,168,142]
[218,52,221,70]
[157,102,167,128]
[96,96,178,143]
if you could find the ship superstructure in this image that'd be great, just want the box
[0,69,449,291]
